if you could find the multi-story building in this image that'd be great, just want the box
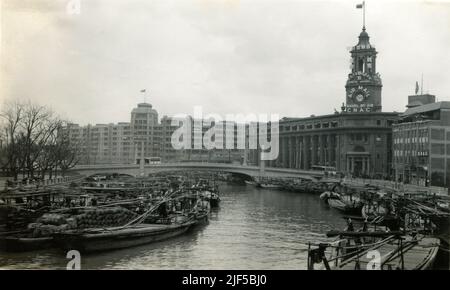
[130,103,162,164]
[267,26,399,178]
[160,116,246,164]
[67,103,161,165]
[393,100,450,187]
[68,103,247,165]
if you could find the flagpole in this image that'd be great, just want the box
[421,74,423,95]
[140,89,147,103]
[363,1,366,28]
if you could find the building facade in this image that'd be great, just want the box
[67,104,247,165]
[160,116,246,164]
[66,103,161,165]
[270,27,399,178]
[393,101,450,187]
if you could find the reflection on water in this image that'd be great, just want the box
[0,184,346,270]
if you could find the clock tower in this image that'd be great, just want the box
[344,27,382,113]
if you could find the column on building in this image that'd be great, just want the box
[292,137,296,169]
[287,136,295,168]
[362,157,366,175]
[311,135,317,167]
[328,134,334,167]
[317,134,322,165]
[278,137,284,167]
[335,134,341,171]
[296,136,301,169]
[283,136,289,168]
[301,135,309,170]
[305,135,312,170]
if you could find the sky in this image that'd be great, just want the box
[1,0,449,125]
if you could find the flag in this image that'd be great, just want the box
[356,3,364,8]
[140,89,146,93]
[415,81,419,94]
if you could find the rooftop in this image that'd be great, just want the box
[401,101,450,117]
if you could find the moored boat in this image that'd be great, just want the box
[54,218,196,253]
[326,194,363,215]
[0,234,54,252]
[259,183,282,189]
[308,233,441,270]
[244,180,257,186]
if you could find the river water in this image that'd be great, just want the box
[0,183,347,270]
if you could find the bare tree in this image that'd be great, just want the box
[0,101,81,182]
[0,101,24,180]
[19,102,57,179]
[54,123,82,176]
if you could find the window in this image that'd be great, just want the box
[376,120,381,126]
[358,58,364,71]
[431,129,445,140]
[431,144,445,155]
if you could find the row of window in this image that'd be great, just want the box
[394,150,429,157]
[279,119,394,132]
[394,137,429,144]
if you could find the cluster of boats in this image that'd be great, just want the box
[309,183,450,270]
[245,177,338,194]
[0,174,221,253]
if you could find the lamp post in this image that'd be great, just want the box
[124,136,146,176]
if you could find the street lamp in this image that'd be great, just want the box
[124,136,146,176]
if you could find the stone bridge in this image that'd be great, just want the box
[69,162,324,181]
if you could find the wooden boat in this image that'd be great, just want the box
[244,180,257,186]
[319,191,340,203]
[362,204,387,220]
[198,190,220,208]
[259,183,282,189]
[0,235,54,252]
[308,234,441,270]
[209,194,220,208]
[193,209,209,225]
[54,219,196,253]
[328,197,363,215]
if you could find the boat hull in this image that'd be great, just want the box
[209,198,220,208]
[54,222,194,253]
[259,184,281,189]
[0,236,54,252]
[328,198,362,215]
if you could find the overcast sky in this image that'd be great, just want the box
[1,0,449,125]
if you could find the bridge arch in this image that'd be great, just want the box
[69,162,322,181]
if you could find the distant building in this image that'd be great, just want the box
[406,94,436,109]
[130,103,162,164]
[393,101,450,187]
[66,103,160,165]
[67,103,247,165]
[160,116,246,164]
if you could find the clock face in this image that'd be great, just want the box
[348,86,370,103]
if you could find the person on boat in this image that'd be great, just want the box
[362,217,368,232]
[346,218,354,232]
[158,202,168,218]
